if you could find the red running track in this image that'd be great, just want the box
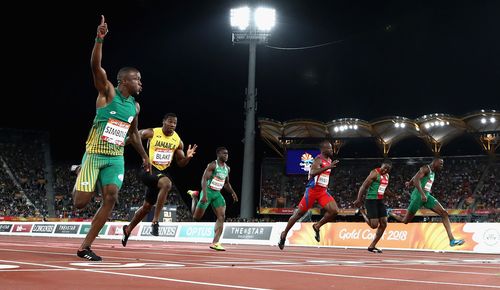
[0,236,499,289]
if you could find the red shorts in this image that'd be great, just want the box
[298,187,335,211]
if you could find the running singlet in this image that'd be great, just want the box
[85,88,137,156]
[366,168,389,200]
[148,128,181,171]
[307,156,332,189]
[207,161,229,192]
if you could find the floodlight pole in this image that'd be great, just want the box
[241,40,257,219]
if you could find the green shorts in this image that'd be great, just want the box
[75,153,125,192]
[197,188,226,210]
[407,189,439,214]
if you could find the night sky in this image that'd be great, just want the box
[3,0,499,213]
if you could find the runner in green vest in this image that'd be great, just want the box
[73,15,150,261]
[187,147,238,251]
[389,158,465,247]
[354,160,392,253]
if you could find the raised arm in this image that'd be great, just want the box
[174,140,197,168]
[91,15,114,106]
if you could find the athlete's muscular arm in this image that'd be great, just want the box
[354,170,377,208]
[308,158,339,177]
[411,166,429,202]
[128,102,151,172]
[138,128,154,140]
[174,140,197,168]
[91,15,114,108]
[200,162,216,204]
[223,167,238,203]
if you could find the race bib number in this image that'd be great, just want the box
[101,118,130,146]
[424,179,433,192]
[209,177,225,191]
[317,174,329,187]
[378,183,388,196]
[153,148,173,165]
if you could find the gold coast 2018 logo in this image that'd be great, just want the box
[299,152,314,173]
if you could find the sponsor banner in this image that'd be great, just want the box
[140,225,177,237]
[32,224,56,234]
[287,222,484,252]
[223,226,273,240]
[0,224,12,232]
[463,223,500,253]
[79,224,108,236]
[107,224,140,237]
[12,224,33,233]
[179,225,214,239]
[54,224,80,234]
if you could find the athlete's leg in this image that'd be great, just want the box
[79,184,118,251]
[192,190,209,221]
[126,200,154,235]
[152,176,172,224]
[314,199,338,230]
[369,217,387,250]
[72,155,98,209]
[280,207,307,241]
[212,206,226,244]
[430,201,454,241]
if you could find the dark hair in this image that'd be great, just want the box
[117,67,139,83]
[381,159,392,167]
[216,147,227,154]
[163,113,177,120]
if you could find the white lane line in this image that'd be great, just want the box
[240,266,500,288]
[0,259,272,290]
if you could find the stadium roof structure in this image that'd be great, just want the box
[259,110,500,157]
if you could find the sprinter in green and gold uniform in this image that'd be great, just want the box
[73,15,150,261]
[389,158,465,247]
[187,147,238,251]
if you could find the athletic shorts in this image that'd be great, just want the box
[197,188,226,210]
[365,199,387,219]
[407,190,439,214]
[75,153,124,192]
[140,167,173,205]
[298,187,334,211]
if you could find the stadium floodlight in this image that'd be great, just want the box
[231,6,276,219]
[395,123,400,128]
[401,123,406,128]
[353,125,358,130]
[255,7,276,31]
[490,117,496,123]
[230,7,250,30]
[481,118,487,124]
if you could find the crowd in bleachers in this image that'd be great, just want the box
[0,142,48,217]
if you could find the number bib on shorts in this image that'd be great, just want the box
[101,118,130,146]
[153,148,173,165]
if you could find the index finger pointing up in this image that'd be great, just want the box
[100,15,105,25]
